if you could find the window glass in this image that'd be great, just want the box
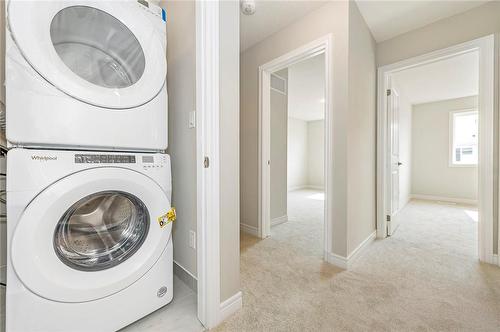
[451,111,478,165]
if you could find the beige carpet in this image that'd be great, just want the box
[215,193,500,331]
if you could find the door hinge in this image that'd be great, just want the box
[386,89,391,96]
[204,156,210,168]
[386,215,391,222]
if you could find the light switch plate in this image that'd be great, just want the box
[189,230,196,249]
[188,111,196,129]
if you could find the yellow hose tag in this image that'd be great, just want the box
[167,207,177,222]
[157,207,176,228]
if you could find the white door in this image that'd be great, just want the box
[387,86,402,236]
[11,168,172,303]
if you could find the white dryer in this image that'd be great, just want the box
[5,0,168,151]
[6,149,174,332]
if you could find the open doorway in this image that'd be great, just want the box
[268,53,325,256]
[377,36,495,263]
[256,35,333,260]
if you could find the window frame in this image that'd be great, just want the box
[449,108,479,168]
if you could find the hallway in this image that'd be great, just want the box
[217,200,500,331]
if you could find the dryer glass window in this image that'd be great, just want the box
[50,6,146,89]
[54,191,150,271]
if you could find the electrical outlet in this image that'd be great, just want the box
[189,230,196,249]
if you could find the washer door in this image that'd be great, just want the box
[11,168,172,303]
[7,1,166,109]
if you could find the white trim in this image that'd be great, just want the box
[287,185,325,192]
[195,1,220,328]
[325,231,376,270]
[305,185,325,191]
[377,35,495,265]
[287,185,307,192]
[325,252,348,270]
[347,231,377,265]
[240,223,259,237]
[219,291,242,323]
[258,35,334,263]
[410,194,478,206]
[271,215,288,227]
[173,260,198,281]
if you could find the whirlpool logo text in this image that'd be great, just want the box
[31,155,58,161]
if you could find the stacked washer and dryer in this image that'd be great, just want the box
[4,1,174,331]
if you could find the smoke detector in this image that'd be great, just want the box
[240,0,256,15]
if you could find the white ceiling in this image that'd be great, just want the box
[286,54,325,122]
[240,1,327,51]
[355,1,488,42]
[392,51,479,105]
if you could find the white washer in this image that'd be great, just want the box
[6,148,173,332]
[5,0,168,151]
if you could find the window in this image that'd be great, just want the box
[450,110,478,166]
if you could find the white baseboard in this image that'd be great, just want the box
[271,215,288,227]
[325,231,376,270]
[410,194,477,206]
[325,252,348,269]
[240,223,259,237]
[219,291,242,323]
[288,185,307,192]
[288,185,324,192]
[173,260,197,292]
[306,185,324,190]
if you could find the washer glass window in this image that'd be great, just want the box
[54,191,150,271]
[50,6,146,89]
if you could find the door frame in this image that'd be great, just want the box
[376,35,496,264]
[195,0,221,328]
[258,34,333,261]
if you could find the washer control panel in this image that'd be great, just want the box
[141,154,167,169]
[75,154,136,164]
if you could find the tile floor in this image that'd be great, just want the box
[0,276,204,332]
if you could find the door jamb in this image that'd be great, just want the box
[258,34,333,261]
[196,0,221,328]
[376,35,496,264]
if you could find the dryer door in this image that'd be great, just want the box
[7,1,166,109]
[11,168,172,303]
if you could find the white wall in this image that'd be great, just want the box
[307,120,324,189]
[286,118,324,192]
[287,117,308,190]
[412,96,478,201]
[346,3,377,254]
[270,84,288,220]
[288,54,325,121]
[163,0,197,277]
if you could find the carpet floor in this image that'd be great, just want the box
[215,191,500,331]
